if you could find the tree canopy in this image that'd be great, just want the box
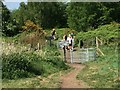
[66,2,120,31]
[1,2,120,36]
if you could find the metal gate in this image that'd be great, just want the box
[69,48,96,63]
[57,40,96,63]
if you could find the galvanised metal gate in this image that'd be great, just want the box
[69,48,96,63]
[57,40,96,63]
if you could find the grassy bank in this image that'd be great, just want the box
[2,67,73,88]
[77,45,118,88]
[2,43,71,88]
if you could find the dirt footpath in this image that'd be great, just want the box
[60,63,90,88]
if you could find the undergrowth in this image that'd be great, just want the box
[2,45,69,80]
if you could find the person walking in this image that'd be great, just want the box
[63,34,67,41]
[51,28,56,40]
[80,40,84,48]
[67,34,73,50]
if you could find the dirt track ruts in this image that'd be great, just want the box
[60,63,90,88]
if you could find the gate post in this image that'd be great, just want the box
[86,48,89,61]
[37,42,40,50]
[63,45,66,62]
[70,49,73,63]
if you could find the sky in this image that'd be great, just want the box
[3,0,28,10]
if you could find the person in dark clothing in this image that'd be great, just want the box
[80,40,84,48]
[51,28,56,39]
[70,32,74,38]
[63,34,67,41]
[63,34,69,50]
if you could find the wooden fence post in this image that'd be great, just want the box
[37,42,40,50]
[96,37,105,56]
[63,46,66,62]
[70,49,73,63]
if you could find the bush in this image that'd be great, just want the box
[45,57,69,70]
[76,23,120,46]
[2,52,44,79]
[2,48,69,79]
[43,46,61,56]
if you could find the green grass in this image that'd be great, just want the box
[2,41,71,88]
[77,45,118,88]
[2,46,69,78]
[2,65,73,88]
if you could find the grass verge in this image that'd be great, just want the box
[77,45,118,88]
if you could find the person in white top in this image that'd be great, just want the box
[67,34,74,50]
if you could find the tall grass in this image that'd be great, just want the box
[2,44,69,80]
[77,45,118,88]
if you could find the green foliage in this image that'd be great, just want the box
[42,46,69,76]
[2,2,10,36]
[4,19,20,36]
[2,53,27,79]
[11,2,67,30]
[76,23,119,46]
[2,2,120,36]
[12,2,28,27]
[2,2,21,36]
[45,56,68,70]
[52,28,77,40]
[66,3,88,31]
[2,46,69,80]
[37,2,67,28]
[11,20,47,48]
[66,2,120,31]
[2,2,10,23]
[2,52,43,79]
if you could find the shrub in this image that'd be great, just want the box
[2,52,44,79]
[76,23,120,46]
[43,46,61,56]
[2,48,69,79]
[45,57,69,70]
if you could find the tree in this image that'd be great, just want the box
[29,2,67,29]
[66,2,120,32]
[66,2,89,31]
[14,2,67,29]
[101,2,120,23]
[17,2,28,27]
[2,2,11,36]
[2,2,21,36]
